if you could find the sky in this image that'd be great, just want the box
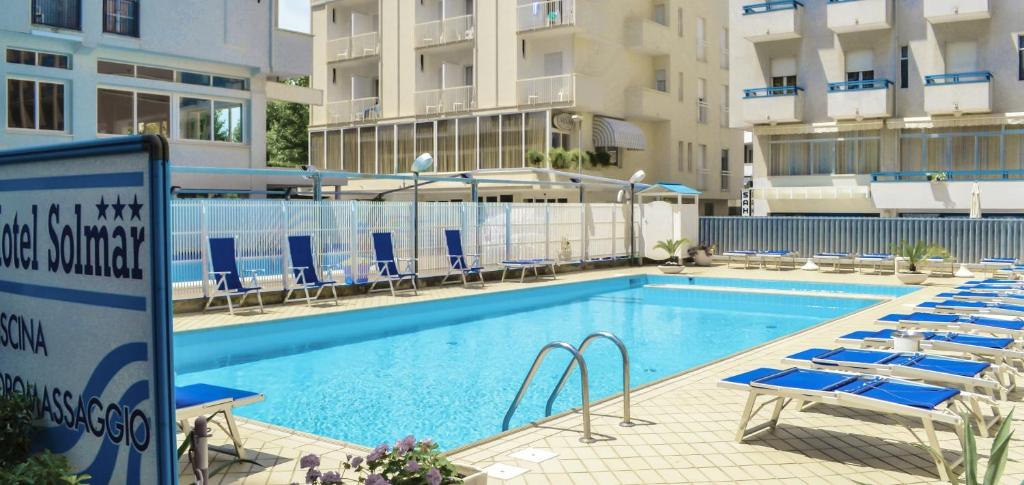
[279,0,312,34]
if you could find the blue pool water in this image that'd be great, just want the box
[174,276,908,449]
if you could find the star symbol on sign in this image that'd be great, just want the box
[96,196,109,220]
[128,195,144,221]
[112,195,126,220]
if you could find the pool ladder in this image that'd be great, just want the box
[501,332,632,443]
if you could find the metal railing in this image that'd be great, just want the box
[170,200,631,300]
[871,169,1024,182]
[700,216,1024,263]
[518,0,575,32]
[828,79,894,92]
[32,0,81,30]
[545,332,632,426]
[697,100,709,124]
[415,14,475,48]
[502,341,594,442]
[742,0,803,15]
[720,171,731,192]
[696,39,707,62]
[720,47,730,69]
[414,85,475,116]
[720,105,730,127]
[517,74,575,106]
[328,31,380,61]
[743,86,803,98]
[326,97,381,124]
[924,71,992,85]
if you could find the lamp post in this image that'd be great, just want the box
[627,170,646,266]
[411,153,434,274]
[571,114,583,174]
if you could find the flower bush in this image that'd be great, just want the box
[297,436,462,485]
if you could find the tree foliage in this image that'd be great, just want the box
[266,76,310,167]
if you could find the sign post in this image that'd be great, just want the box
[0,136,176,483]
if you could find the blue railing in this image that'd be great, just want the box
[871,169,1024,182]
[826,0,862,3]
[827,79,893,92]
[924,71,993,85]
[742,0,803,15]
[743,86,804,98]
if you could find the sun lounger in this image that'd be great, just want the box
[812,252,855,272]
[879,311,1024,338]
[442,229,484,287]
[922,256,958,277]
[284,235,342,306]
[500,259,557,283]
[980,258,1018,277]
[783,347,1012,399]
[917,300,1024,318]
[720,367,998,481]
[205,237,264,315]
[369,232,418,296]
[837,328,1024,371]
[855,253,895,274]
[757,250,798,271]
[723,250,757,269]
[176,383,265,459]
[937,290,1024,303]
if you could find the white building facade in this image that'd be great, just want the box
[1,0,316,191]
[730,0,1024,216]
[308,0,743,213]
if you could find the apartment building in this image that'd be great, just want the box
[308,0,742,213]
[730,0,1024,217]
[1,0,316,191]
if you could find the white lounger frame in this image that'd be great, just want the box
[836,334,1024,374]
[888,316,1024,339]
[176,393,265,460]
[500,261,557,283]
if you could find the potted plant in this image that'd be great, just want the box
[300,436,488,485]
[525,149,547,167]
[548,148,570,169]
[926,171,948,183]
[688,244,715,267]
[654,238,689,274]
[891,240,946,285]
[559,237,573,262]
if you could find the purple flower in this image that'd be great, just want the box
[367,444,388,463]
[426,467,442,485]
[321,471,342,483]
[365,474,392,485]
[300,454,321,469]
[349,456,364,468]
[405,460,420,473]
[304,467,322,484]
[421,438,435,447]
[396,435,416,453]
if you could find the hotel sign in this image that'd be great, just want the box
[0,137,175,484]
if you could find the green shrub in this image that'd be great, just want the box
[526,149,547,167]
[0,450,90,484]
[0,393,35,468]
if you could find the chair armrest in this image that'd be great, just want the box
[287,266,310,271]
[208,271,231,276]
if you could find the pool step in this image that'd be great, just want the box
[644,284,890,300]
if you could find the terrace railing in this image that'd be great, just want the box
[170,200,633,300]
[700,216,1024,264]
[517,74,576,106]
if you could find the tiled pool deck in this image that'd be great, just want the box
[175,266,1024,484]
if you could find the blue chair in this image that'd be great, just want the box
[176,383,264,459]
[206,237,264,315]
[285,235,343,305]
[879,311,1024,338]
[442,229,484,287]
[836,328,1024,372]
[370,232,418,296]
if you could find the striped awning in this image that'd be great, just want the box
[593,117,646,151]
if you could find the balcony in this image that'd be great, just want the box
[516,74,575,106]
[32,0,81,30]
[826,79,894,120]
[624,87,673,121]
[826,0,892,33]
[415,14,475,49]
[741,86,804,125]
[923,0,991,23]
[923,71,992,115]
[871,170,1024,210]
[326,97,382,124]
[740,1,803,42]
[518,0,575,33]
[415,86,476,116]
[625,17,672,56]
[327,31,380,63]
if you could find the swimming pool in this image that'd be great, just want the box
[174,275,912,449]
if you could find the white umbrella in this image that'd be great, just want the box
[969,182,982,219]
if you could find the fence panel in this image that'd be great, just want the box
[700,216,1024,263]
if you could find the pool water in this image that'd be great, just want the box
[174,276,907,449]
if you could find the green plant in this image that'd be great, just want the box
[654,238,690,264]
[0,450,90,484]
[301,436,462,485]
[960,409,1014,485]
[548,148,570,169]
[589,150,613,167]
[891,240,948,273]
[927,171,949,182]
[0,393,35,468]
[567,149,589,168]
[526,149,547,167]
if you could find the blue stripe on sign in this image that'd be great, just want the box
[0,279,147,311]
[0,172,144,192]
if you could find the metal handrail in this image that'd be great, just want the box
[544,332,632,427]
[502,341,593,442]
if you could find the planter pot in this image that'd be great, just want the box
[457,465,488,485]
[694,253,713,267]
[896,272,928,285]
[658,264,684,274]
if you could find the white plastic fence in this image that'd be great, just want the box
[171,200,633,300]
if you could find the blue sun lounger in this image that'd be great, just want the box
[812,252,855,272]
[370,232,418,296]
[720,367,994,481]
[937,291,1024,302]
[723,250,758,269]
[205,237,265,315]
[442,229,484,287]
[980,258,1018,276]
[836,328,1024,372]
[284,235,342,306]
[961,279,1024,288]
[757,250,798,271]
[878,312,1024,338]
[917,299,1024,318]
[176,383,265,459]
[855,253,895,274]
[500,259,557,283]
[783,347,1010,399]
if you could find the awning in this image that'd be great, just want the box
[593,117,646,150]
[638,183,701,198]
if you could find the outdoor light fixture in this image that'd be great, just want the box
[627,170,645,266]
[629,170,646,184]
[412,152,434,173]
[412,153,434,274]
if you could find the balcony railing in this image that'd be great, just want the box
[415,14,475,48]
[924,71,992,86]
[518,0,575,32]
[697,100,709,124]
[720,171,732,192]
[415,86,476,116]
[32,0,81,30]
[517,74,575,106]
[871,169,1024,182]
[721,105,730,127]
[327,97,381,124]
[743,86,803,98]
[742,0,803,15]
[720,48,729,69]
[827,79,893,91]
[328,31,380,62]
[696,39,707,62]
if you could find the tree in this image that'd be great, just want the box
[266,76,310,167]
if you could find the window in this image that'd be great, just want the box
[136,65,174,82]
[1018,35,1024,81]
[686,142,693,171]
[98,60,135,77]
[900,127,1016,174]
[179,71,212,86]
[769,132,880,176]
[721,84,730,127]
[697,78,708,124]
[770,57,798,94]
[332,68,337,84]
[214,101,244,143]
[655,69,667,92]
[653,4,667,26]
[845,50,874,89]
[98,61,249,91]
[212,76,249,91]
[696,17,706,62]
[97,88,169,137]
[677,72,684,101]
[6,49,71,69]
[676,8,683,37]
[720,28,729,69]
[7,79,65,131]
[677,141,685,171]
[721,149,730,192]
[104,0,139,37]
[179,98,211,141]
[945,41,978,74]
[32,0,81,30]
[900,45,909,88]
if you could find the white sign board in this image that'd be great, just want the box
[0,137,175,483]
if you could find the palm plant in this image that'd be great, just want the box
[654,238,689,265]
[958,409,1014,485]
[891,240,948,273]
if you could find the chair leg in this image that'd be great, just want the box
[223,408,247,460]
[387,279,397,297]
[501,267,508,283]
[735,393,760,442]
[461,272,468,287]
[225,294,235,316]
[922,417,951,482]
[411,277,419,295]
[303,286,312,307]
[255,292,264,314]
